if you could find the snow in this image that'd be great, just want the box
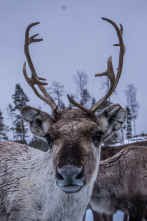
[85,209,125,221]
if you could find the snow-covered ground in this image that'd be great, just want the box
[85,209,124,221]
[110,136,147,146]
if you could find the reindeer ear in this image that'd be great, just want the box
[21,105,53,137]
[96,104,126,141]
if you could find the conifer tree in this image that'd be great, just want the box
[6,104,15,140]
[12,84,29,142]
[126,106,132,141]
[125,84,139,136]
[0,109,8,141]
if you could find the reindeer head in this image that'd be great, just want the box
[21,18,126,193]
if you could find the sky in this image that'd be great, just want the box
[0,0,147,135]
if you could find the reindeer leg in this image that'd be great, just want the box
[123,213,128,221]
[92,210,103,221]
[103,214,113,221]
[129,202,146,221]
[82,212,86,221]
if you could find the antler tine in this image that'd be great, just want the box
[89,18,125,114]
[23,22,58,112]
[67,94,92,115]
[89,56,115,111]
[68,57,115,115]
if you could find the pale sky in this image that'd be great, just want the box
[0,0,147,135]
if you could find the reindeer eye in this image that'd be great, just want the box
[34,118,42,126]
[92,131,103,144]
[44,133,53,146]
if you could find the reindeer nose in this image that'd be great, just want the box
[56,165,85,188]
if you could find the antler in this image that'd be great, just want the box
[68,18,125,115]
[23,22,58,112]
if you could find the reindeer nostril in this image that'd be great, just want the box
[75,168,84,180]
[56,168,64,180]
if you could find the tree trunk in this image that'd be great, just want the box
[132,117,136,137]
[21,119,25,142]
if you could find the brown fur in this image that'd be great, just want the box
[0,104,126,220]
[90,146,147,221]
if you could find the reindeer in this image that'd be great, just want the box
[90,144,130,221]
[101,141,147,161]
[0,18,126,221]
[89,146,147,221]
[85,143,142,221]
[101,144,129,161]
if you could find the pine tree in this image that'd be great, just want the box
[125,84,139,136]
[12,84,29,142]
[12,84,29,110]
[0,109,8,141]
[126,106,132,142]
[6,104,15,140]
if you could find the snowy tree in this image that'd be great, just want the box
[12,84,29,142]
[125,84,139,136]
[6,104,15,140]
[126,106,132,141]
[0,109,8,141]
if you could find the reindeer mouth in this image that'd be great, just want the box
[61,185,82,193]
